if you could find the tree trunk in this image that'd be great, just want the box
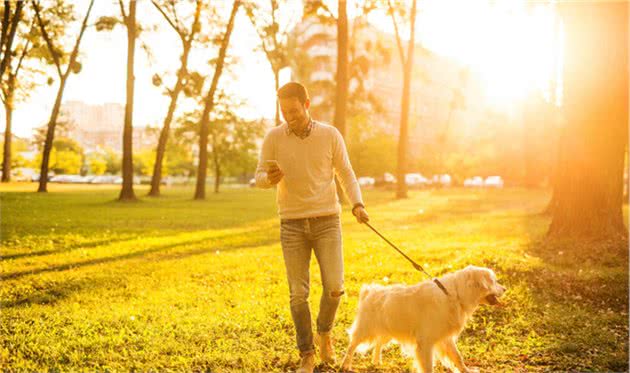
[194,0,239,200]
[35,0,94,193]
[1,73,14,182]
[334,0,348,139]
[334,0,349,204]
[213,150,220,193]
[396,0,417,199]
[548,1,628,239]
[274,68,280,126]
[38,77,68,192]
[0,0,22,84]
[119,0,137,201]
[148,1,202,197]
[148,46,192,197]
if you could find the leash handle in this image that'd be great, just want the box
[364,221,449,296]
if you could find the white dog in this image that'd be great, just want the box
[341,265,506,373]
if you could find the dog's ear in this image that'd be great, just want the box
[469,270,491,292]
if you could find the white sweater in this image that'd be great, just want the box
[255,121,364,219]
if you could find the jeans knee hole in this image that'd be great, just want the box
[330,290,344,298]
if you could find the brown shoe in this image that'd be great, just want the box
[315,332,337,365]
[295,352,315,373]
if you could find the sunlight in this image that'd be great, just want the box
[367,0,560,110]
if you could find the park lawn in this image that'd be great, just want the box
[0,183,628,372]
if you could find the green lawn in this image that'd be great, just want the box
[1,183,628,372]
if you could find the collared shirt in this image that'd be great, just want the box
[285,117,313,139]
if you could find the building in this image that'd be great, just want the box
[59,101,157,152]
[289,13,487,160]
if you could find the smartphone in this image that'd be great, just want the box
[265,160,279,171]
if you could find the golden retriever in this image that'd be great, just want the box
[341,265,506,373]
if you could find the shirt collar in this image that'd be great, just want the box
[285,117,314,139]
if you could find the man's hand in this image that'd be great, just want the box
[352,205,369,224]
[267,166,284,185]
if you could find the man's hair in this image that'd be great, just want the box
[277,82,309,105]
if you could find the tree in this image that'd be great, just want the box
[117,0,138,201]
[334,0,348,139]
[0,0,24,82]
[387,0,417,199]
[86,152,107,175]
[133,148,156,176]
[347,112,397,177]
[1,2,37,182]
[194,0,240,200]
[33,0,94,192]
[179,93,264,193]
[208,96,264,193]
[103,147,121,175]
[244,0,292,126]
[33,137,84,175]
[548,2,628,239]
[0,135,29,171]
[296,0,384,124]
[147,0,203,197]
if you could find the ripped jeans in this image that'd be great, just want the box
[280,214,344,357]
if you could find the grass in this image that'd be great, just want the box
[1,183,628,372]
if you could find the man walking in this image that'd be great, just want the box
[255,82,369,373]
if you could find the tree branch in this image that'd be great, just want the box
[186,0,203,45]
[318,1,335,19]
[387,0,406,67]
[13,36,30,78]
[117,0,127,23]
[270,0,280,53]
[62,0,95,80]
[32,0,62,77]
[151,0,181,38]
[0,0,23,81]
[13,17,36,78]
[1,1,10,57]
[169,0,181,34]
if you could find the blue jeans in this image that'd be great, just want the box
[280,214,344,357]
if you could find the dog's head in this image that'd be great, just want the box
[460,265,506,306]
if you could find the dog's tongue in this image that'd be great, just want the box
[486,294,499,305]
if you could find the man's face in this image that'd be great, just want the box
[279,97,310,132]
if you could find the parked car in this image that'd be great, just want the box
[10,167,38,181]
[484,176,504,188]
[90,175,118,184]
[464,176,484,187]
[405,173,429,187]
[50,174,84,183]
[432,174,452,187]
[358,176,375,187]
[33,173,54,182]
[374,172,396,187]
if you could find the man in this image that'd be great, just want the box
[255,82,369,373]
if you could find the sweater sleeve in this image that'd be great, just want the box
[331,127,364,207]
[255,130,274,189]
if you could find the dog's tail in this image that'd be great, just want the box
[358,284,372,302]
[346,284,380,354]
[346,283,375,337]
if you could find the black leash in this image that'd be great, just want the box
[363,221,449,296]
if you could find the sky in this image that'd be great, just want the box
[3,0,558,139]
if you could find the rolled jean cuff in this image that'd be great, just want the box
[300,348,315,358]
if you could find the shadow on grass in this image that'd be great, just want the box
[0,235,161,261]
[1,237,277,309]
[1,229,278,282]
[522,237,629,311]
[0,275,126,309]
